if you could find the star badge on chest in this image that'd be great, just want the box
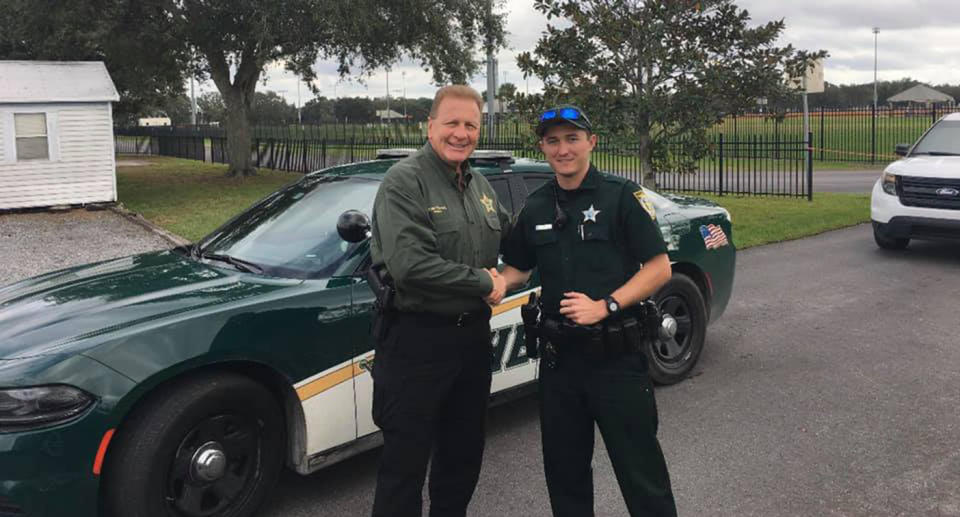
[480,193,495,213]
[582,204,601,223]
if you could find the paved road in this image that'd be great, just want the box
[262,225,960,517]
[814,168,883,193]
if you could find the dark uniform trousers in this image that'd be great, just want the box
[539,339,677,517]
[371,310,493,517]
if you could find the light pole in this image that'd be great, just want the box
[401,71,406,120]
[873,27,879,111]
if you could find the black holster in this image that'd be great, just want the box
[520,292,541,359]
[366,264,397,341]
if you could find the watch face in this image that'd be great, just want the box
[608,301,618,312]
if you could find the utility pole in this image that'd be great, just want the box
[402,71,407,119]
[485,0,496,142]
[297,80,302,126]
[873,27,880,112]
[385,69,390,124]
[190,76,197,125]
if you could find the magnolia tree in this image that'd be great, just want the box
[515,0,827,187]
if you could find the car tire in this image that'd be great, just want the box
[872,222,909,250]
[647,274,707,385]
[102,372,285,517]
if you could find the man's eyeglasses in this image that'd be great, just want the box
[540,107,583,122]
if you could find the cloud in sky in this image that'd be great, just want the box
[196,0,960,106]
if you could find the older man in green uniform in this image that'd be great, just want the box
[368,85,511,517]
[499,106,678,516]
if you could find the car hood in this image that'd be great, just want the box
[0,251,302,359]
[886,156,960,179]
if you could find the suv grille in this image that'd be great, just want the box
[898,175,960,210]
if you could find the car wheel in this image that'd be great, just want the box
[872,222,909,250]
[647,274,707,385]
[102,373,285,517]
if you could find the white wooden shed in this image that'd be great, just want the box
[0,61,120,210]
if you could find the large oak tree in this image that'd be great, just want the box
[515,0,826,187]
[173,0,504,176]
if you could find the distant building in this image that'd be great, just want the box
[138,117,172,127]
[376,109,407,121]
[887,85,955,107]
[0,61,120,210]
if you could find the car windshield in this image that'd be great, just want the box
[199,175,380,279]
[912,120,960,155]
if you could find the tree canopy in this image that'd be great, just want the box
[0,0,190,124]
[515,0,826,186]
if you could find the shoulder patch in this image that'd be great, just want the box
[633,189,656,220]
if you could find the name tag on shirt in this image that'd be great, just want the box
[535,224,553,231]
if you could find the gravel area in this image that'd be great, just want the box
[0,208,172,286]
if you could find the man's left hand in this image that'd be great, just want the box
[559,292,608,326]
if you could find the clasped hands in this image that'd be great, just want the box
[485,268,507,306]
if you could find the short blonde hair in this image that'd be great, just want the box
[429,85,484,118]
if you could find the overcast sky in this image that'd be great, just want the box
[199,0,960,107]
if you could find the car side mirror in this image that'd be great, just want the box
[337,210,372,243]
[894,144,910,156]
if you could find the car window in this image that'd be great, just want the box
[200,176,380,279]
[912,120,960,155]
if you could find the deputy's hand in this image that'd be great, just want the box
[559,292,608,326]
[485,268,507,306]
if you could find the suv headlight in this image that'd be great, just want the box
[882,172,898,195]
[0,385,94,432]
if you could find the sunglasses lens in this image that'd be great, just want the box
[540,110,557,121]
[560,108,580,120]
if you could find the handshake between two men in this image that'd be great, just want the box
[485,267,507,306]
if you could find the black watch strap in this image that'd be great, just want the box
[604,296,620,315]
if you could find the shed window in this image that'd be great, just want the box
[15,113,49,161]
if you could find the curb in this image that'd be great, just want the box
[109,204,192,248]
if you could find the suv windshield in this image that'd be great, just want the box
[199,175,380,279]
[912,120,960,155]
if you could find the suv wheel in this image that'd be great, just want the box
[873,222,909,250]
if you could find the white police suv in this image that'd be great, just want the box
[871,112,960,249]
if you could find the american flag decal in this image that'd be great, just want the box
[699,224,729,249]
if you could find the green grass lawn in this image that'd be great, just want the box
[117,156,300,241]
[118,156,870,249]
[697,192,871,249]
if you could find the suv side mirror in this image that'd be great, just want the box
[894,144,910,156]
[337,210,372,243]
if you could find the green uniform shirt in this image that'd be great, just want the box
[371,142,512,315]
[502,165,667,315]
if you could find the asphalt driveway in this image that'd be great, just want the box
[0,208,171,286]
[261,225,960,517]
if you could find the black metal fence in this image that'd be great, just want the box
[115,126,812,198]
[720,105,960,163]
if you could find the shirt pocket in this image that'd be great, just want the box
[581,223,619,273]
[434,218,463,262]
[532,230,562,279]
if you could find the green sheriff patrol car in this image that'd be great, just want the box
[0,150,735,517]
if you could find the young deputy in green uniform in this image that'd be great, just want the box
[368,85,512,517]
[499,106,678,517]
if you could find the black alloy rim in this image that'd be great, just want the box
[165,414,262,516]
[654,295,693,365]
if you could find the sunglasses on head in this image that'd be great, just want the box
[540,107,583,122]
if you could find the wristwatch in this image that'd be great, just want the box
[603,296,620,316]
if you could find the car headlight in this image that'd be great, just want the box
[0,385,94,432]
[882,172,898,195]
